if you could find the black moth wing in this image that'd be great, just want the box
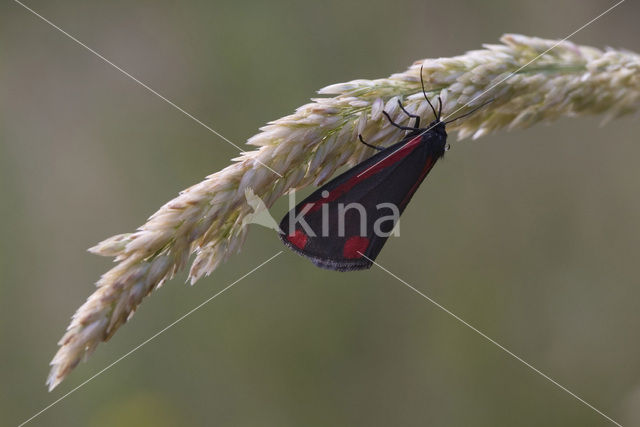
[279,129,446,271]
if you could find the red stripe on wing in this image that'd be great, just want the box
[399,155,436,208]
[306,136,423,213]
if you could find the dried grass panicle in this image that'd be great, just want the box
[47,34,640,390]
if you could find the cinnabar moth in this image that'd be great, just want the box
[279,66,491,271]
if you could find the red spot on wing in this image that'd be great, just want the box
[307,136,423,214]
[287,229,308,249]
[343,236,370,259]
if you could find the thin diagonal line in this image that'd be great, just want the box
[440,0,625,123]
[359,253,623,427]
[17,251,283,427]
[357,0,625,178]
[13,0,282,178]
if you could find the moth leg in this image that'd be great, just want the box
[382,111,417,131]
[397,99,420,128]
[358,134,384,151]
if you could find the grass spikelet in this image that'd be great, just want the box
[47,34,640,390]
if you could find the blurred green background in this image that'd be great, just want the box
[2,0,640,425]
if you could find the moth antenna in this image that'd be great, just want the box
[420,64,438,121]
[444,98,495,125]
[437,96,442,121]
